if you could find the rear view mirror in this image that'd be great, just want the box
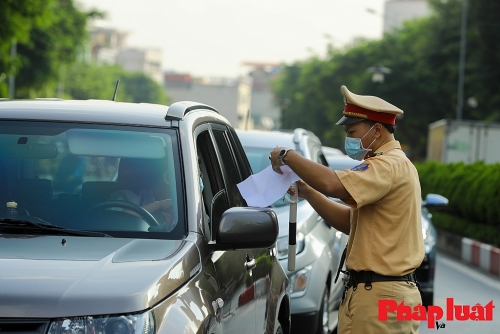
[423,193,449,210]
[67,129,166,158]
[215,207,279,250]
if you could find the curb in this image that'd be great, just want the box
[436,228,500,278]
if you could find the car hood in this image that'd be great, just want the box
[272,200,317,237]
[0,234,200,318]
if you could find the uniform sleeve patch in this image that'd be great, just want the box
[351,163,369,171]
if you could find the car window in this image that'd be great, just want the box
[196,128,229,240]
[240,145,303,208]
[244,147,272,174]
[0,121,184,238]
[212,127,247,207]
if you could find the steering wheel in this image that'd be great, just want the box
[89,200,160,227]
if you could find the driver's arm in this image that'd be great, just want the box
[142,199,172,215]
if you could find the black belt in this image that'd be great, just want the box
[347,270,417,291]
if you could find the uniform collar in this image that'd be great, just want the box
[367,140,401,157]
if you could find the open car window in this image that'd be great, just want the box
[242,146,303,208]
[0,121,184,239]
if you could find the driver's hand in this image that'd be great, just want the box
[159,199,172,211]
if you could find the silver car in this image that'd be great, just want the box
[237,129,347,334]
[0,100,290,334]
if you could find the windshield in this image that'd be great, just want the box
[0,121,184,239]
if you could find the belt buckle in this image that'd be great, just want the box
[341,271,350,286]
[341,271,350,304]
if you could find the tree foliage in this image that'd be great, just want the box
[64,63,168,104]
[0,1,166,105]
[272,0,500,161]
[416,161,500,246]
[0,0,49,63]
[0,0,89,98]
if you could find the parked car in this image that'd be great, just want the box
[322,146,344,158]
[324,154,449,307]
[237,128,348,334]
[0,99,290,334]
[324,152,360,171]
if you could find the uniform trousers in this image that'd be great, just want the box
[338,280,421,334]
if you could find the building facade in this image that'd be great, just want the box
[89,25,163,84]
[384,0,430,33]
[164,74,240,126]
[164,62,281,130]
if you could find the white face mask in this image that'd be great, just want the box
[344,125,376,161]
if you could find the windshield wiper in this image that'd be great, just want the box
[0,219,112,238]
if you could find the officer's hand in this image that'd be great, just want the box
[288,180,313,200]
[269,147,286,175]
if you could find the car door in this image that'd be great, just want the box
[213,126,278,334]
[197,125,258,333]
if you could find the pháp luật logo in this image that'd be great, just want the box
[378,298,495,329]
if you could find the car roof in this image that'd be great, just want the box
[236,129,296,148]
[326,155,361,171]
[236,128,322,148]
[322,146,344,157]
[0,99,219,127]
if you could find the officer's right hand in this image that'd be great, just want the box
[288,180,313,200]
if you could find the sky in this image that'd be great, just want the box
[77,0,387,78]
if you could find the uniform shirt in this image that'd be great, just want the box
[334,140,424,276]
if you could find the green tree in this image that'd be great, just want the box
[0,0,93,98]
[0,0,51,95]
[64,63,124,100]
[64,63,168,105]
[0,0,51,62]
[273,0,500,160]
[15,0,88,98]
[121,72,168,104]
[465,0,500,120]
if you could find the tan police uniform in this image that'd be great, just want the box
[334,86,424,334]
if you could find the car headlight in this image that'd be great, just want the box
[289,265,312,297]
[276,232,305,260]
[47,310,155,334]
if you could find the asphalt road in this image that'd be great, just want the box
[419,252,500,333]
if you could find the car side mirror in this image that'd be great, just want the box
[214,207,279,250]
[422,193,449,210]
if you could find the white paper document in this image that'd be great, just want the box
[237,165,301,207]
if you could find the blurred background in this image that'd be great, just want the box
[1,0,499,162]
[0,0,500,245]
[2,2,500,330]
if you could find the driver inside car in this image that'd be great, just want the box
[110,158,174,230]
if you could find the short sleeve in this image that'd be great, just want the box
[334,159,392,208]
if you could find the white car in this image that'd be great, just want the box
[321,146,344,158]
[324,153,363,171]
[237,128,348,334]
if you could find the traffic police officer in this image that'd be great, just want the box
[270,85,424,333]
